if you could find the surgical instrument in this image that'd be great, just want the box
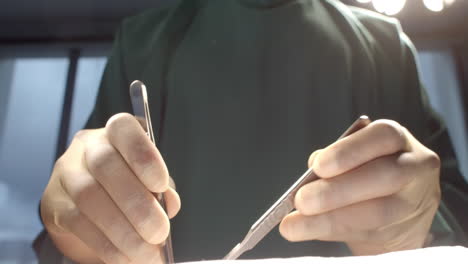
[224,116,371,260]
[130,80,174,264]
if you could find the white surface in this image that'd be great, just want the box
[60,246,468,264]
[181,246,468,264]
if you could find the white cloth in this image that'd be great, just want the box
[181,246,468,264]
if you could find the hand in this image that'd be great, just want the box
[40,113,181,264]
[279,120,441,255]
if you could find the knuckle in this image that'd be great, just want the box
[134,213,155,235]
[85,143,120,176]
[381,158,406,190]
[328,145,356,176]
[100,243,132,264]
[105,113,166,192]
[53,156,66,173]
[131,151,168,193]
[125,196,169,244]
[63,206,85,231]
[106,113,136,131]
[315,181,331,214]
[106,216,127,242]
[137,221,162,244]
[130,201,155,234]
[99,239,118,257]
[72,129,100,145]
[74,181,101,210]
[296,181,331,215]
[373,120,406,150]
[60,170,79,195]
[124,192,148,213]
[424,151,441,171]
[120,231,151,258]
[294,188,306,213]
[295,187,313,215]
[74,129,90,140]
[129,143,158,171]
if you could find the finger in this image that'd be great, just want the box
[313,120,410,178]
[59,208,130,264]
[296,153,416,215]
[61,169,166,264]
[281,194,417,243]
[85,138,177,244]
[307,150,322,168]
[105,113,169,193]
[164,188,181,219]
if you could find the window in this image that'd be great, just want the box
[0,48,109,263]
[0,57,68,261]
[68,56,107,144]
[418,49,468,180]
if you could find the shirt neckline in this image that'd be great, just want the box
[237,0,297,9]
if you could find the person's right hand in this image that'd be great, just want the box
[40,113,181,264]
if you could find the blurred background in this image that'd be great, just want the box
[0,0,467,263]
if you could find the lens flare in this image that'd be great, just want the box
[424,0,444,12]
[444,0,455,5]
[372,0,407,15]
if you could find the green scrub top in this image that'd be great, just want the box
[84,0,466,261]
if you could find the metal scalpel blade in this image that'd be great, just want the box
[223,116,371,260]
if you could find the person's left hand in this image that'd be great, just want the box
[279,120,441,255]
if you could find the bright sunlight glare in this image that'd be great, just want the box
[423,0,444,12]
[372,0,407,15]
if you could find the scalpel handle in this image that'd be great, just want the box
[252,116,371,232]
[338,116,371,140]
[225,116,371,260]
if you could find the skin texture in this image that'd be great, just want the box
[41,115,440,263]
[41,113,181,264]
[279,120,441,255]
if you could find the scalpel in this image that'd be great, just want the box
[224,116,371,260]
